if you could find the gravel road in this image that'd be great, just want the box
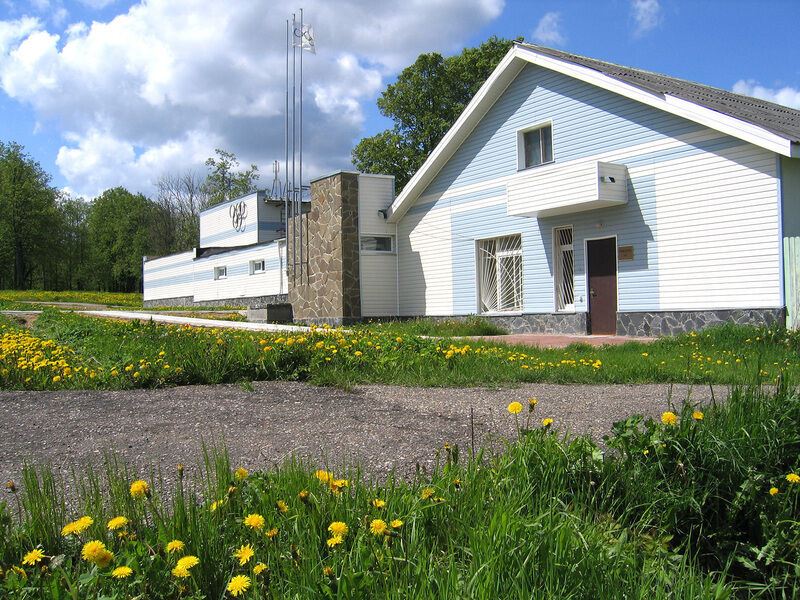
[0,381,722,492]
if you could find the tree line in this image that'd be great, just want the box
[0,143,258,292]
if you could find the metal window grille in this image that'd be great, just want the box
[478,234,523,312]
[554,227,574,311]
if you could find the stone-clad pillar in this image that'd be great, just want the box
[288,171,361,324]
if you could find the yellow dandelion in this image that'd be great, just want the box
[166,540,185,554]
[95,550,114,568]
[786,473,800,484]
[326,535,343,548]
[371,498,386,508]
[22,549,45,566]
[323,566,335,577]
[81,540,107,563]
[692,411,704,420]
[253,562,268,575]
[328,521,348,537]
[298,490,309,501]
[541,418,554,427]
[369,519,388,536]
[421,488,434,499]
[276,500,288,513]
[234,467,248,480]
[227,574,251,597]
[243,513,265,530]
[111,566,133,579]
[107,516,129,531]
[507,401,523,414]
[129,480,149,498]
[390,519,403,529]
[315,470,333,483]
[770,487,779,496]
[661,412,678,427]
[172,565,191,578]
[176,555,199,570]
[233,544,254,566]
[265,527,279,539]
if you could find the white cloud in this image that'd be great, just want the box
[532,12,564,46]
[0,0,504,197]
[732,79,800,109]
[631,0,662,38]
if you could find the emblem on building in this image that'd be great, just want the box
[230,201,248,232]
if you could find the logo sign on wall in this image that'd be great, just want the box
[229,201,248,232]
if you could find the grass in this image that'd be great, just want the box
[0,290,144,308]
[1,384,798,598]
[0,309,796,390]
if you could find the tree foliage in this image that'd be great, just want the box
[201,149,260,208]
[352,36,516,191]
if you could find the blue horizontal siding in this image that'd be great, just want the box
[422,63,703,197]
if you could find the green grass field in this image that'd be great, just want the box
[2,384,798,598]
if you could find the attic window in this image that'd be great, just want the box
[518,123,553,170]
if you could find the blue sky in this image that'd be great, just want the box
[1,0,798,199]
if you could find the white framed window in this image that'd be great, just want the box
[554,226,574,312]
[360,235,394,253]
[517,122,553,170]
[477,234,523,313]
[249,259,265,275]
[213,266,227,280]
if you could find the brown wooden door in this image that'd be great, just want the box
[587,238,617,335]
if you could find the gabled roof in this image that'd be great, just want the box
[386,43,800,223]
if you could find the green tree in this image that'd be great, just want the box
[0,141,59,289]
[201,149,260,208]
[352,36,516,191]
[53,193,91,290]
[87,187,154,292]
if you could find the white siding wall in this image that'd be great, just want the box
[358,174,398,316]
[199,193,261,247]
[143,242,287,304]
[397,62,782,317]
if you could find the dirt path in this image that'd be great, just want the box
[0,381,719,489]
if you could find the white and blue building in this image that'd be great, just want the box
[144,43,800,335]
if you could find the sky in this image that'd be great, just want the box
[1,0,799,200]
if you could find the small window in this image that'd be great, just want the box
[360,235,393,253]
[214,266,227,280]
[554,227,574,312]
[477,234,523,313]
[249,259,265,275]
[519,124,553,169]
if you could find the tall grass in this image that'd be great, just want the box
[2,385,799,598]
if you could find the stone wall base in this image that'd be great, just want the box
[463,313,588,335]
[143,294,289,309]
[616,308,786,337]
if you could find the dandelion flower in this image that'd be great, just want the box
[176,555,199,570]
[528,398,537,410]
[243,513,265,530]
[276,500,288,513]
[370,519,388,536]
[328,522,348,537]
[166,540,185,554]
[298,490,309,501]
[107,516,129,531]
[542,418,554,427]
[371,499,386,508]
[390,519,403,529]
[265,527,279,539]
[81,540,107,563]
[95,550,114,568]
[770,487,779,496]
[172,565,191,578]
[315,470,333,483]
[22,549,45,566]
[111,566,133,579]
[787,473,800,484]
[326,535,343,548]
[661,412,678,427]
[323,566,335,577]
[234,467,248,480]
[507,402,523,414]
[129,480,149,499]
[421,488,434,499]
[692,411,704,420]
[62,516,93,536]
[227,574,251,597]
[233,544,254,566]
[253,562,268,575]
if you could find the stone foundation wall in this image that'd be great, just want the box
[288,172,361,321]
[616,308,786,337]
[143,294,288,309]
[462,313,588,335]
